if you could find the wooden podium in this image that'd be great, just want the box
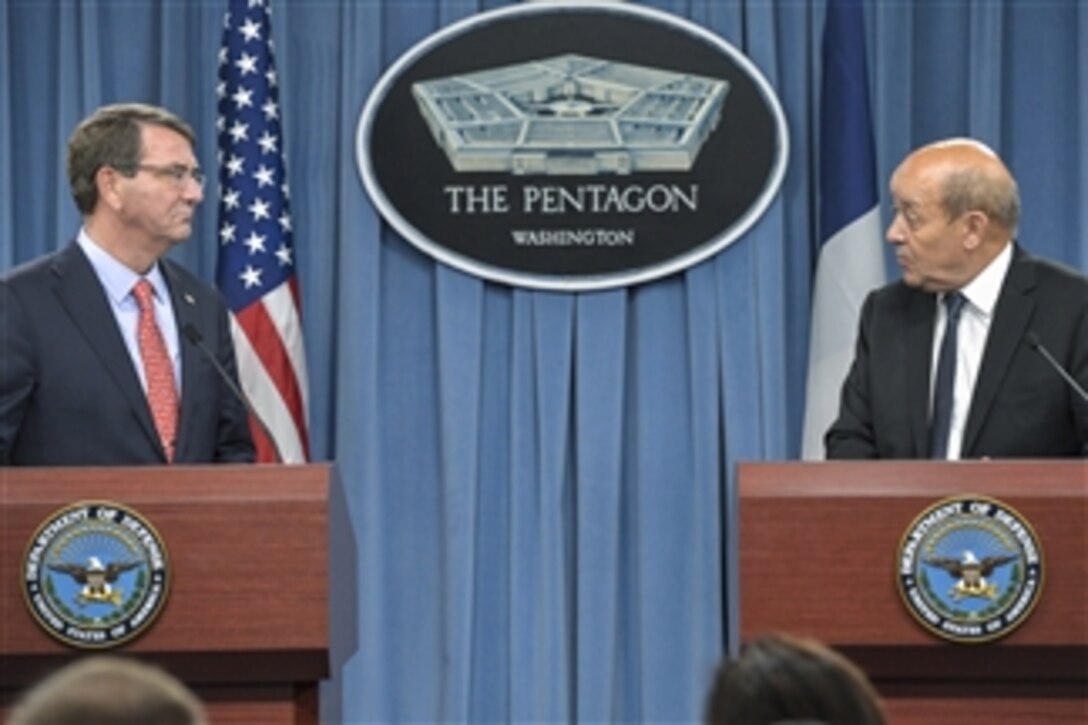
[0,464,333,724]
[738,460,1087,724]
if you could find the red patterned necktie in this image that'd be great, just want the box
[133,280,179,461]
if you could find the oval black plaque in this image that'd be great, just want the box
[358,2,788,290]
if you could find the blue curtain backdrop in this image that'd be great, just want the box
[2,1,1085,721]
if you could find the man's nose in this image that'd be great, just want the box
[886,215,905,244]
[183,181,204,203]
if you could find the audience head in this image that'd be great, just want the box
[705,632,886,725]
[9,655,207,725]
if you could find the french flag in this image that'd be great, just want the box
[801,0,887,459]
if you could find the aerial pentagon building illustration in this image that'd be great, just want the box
[412,54,730,175]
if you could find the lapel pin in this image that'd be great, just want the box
[184,293,196,306]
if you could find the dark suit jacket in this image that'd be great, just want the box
[826,246,1088,459]
[1,242,254,465]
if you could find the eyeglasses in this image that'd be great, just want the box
[120,163,207,189]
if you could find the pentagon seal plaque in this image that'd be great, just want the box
[23,501,170,649]
[897,495,1043,644]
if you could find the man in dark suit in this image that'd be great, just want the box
[0,103,254,465]
[826,138,1087,459]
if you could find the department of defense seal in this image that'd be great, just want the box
[897,495,1043,644]
[23,501,170,649]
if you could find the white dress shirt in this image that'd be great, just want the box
[77,229,182,395]
[929,243,1013,459]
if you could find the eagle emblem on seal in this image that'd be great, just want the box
[924,550,1018,601]
[49,556,142,607]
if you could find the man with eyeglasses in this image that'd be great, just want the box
[0,103,254,465]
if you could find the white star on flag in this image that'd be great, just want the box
[254,164,275,187]
[244,231,267,254]
[257,131,278,154]
[247,197,270,221]
[235,52,259,76]
[232,86,254,110]
[228,121,249,143]
[239,17,262,42]
[240,265,263,288]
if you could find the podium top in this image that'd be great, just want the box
[1,464,333,686]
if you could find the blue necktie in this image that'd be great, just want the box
[929,292,967,459]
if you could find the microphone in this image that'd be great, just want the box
[182,324,284,463]
[1026,331,1088,404]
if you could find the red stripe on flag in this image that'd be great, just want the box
[235,300,310,458]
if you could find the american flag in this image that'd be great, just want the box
[216,0,309,463]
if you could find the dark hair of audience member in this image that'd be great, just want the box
[705,632,886,725]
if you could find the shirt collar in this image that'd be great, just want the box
[77,228,169,304]
[955,242,1013,318]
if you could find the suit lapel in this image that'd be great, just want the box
[962,248,1035,455]
[905,291,935,457]
[51,243,163,456]
[163,262,203,463]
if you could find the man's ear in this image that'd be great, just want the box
[961,210,989,251]
[95,166,126,212]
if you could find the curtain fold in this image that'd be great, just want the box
[573,288,627,722]
[3,1,1085,721]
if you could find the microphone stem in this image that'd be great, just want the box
[182,325,285,463]
[1031,337,1088,403]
